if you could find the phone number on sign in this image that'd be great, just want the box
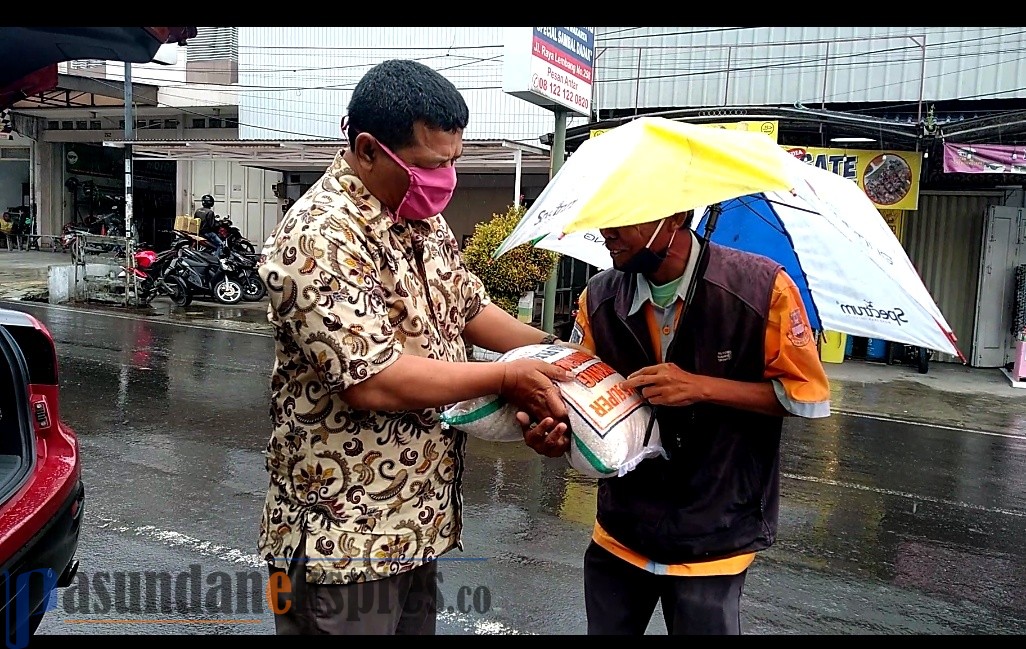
[531,74,590,112]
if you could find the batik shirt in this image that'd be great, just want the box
[257,151,488,584]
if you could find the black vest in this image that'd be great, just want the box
[585,239,785,565]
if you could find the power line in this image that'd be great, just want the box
[597,29,1026,84]
[594,27,644,39]
[594,39,1013,72]
[237,43,501,51]
[237,52,493,74]
[88,76,559,144]
[64,29,1026,142]
[117,54,502,92]
[122,40,1001,95]
[596,27,763,42]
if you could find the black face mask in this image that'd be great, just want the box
[619,247,667,276]
[618,220,676,276]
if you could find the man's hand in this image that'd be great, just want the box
[623,363,710,407]
[516,412,570,458]
[499,358,570,424]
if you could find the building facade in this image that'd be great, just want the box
[555,27,1026,369]
[10,26,1026,368]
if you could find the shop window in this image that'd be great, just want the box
[209,118,223,128]
[46,121,59,130]
[163,119,179,130]
[118,120,125,129]
[60,121,73,130]
[148,120,161,130]
[191,118,205,128]
[89,120,101,129]
[75,121,87,130]
[224,118,238,128]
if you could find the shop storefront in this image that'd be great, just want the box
[0,135,30,238]
[781,145,931,362]
[785,143,1016,368]
[61,143,176,249]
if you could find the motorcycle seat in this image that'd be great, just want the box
[188,249,221,264]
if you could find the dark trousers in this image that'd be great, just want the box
[583,541,747,635]
[268,538,438,635]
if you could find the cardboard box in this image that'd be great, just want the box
[174,215,200,234]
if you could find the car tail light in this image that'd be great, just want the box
[31,395,51,431]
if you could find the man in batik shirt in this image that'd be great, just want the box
[258,59,571,635]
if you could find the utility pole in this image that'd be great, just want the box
[123,62,135,305]
[540,107,567,334]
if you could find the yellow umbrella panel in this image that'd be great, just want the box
[560,117,795,235]
[494,116,797,261]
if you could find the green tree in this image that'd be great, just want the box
[462,204,558,318]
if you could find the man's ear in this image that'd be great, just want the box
[669,210,692,230]
[352,132,378,169]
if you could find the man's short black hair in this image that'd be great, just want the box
[345,59,470,151]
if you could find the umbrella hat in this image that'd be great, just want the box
[521,151,964,359]
[493,116,796,259]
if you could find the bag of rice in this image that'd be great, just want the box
[441,344,666,479]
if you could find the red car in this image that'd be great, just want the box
[0,309,83,644]
[1,28,196,643]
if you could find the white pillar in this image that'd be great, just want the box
[513,149,522,207]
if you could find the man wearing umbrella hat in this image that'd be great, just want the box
[519,209,831,635]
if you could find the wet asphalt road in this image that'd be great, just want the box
[6,299,1026,635]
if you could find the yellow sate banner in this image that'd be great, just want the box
[590,120,778,143]
[782,146,922,211]
[879,209,905,244]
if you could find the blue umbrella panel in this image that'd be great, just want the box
[694,195,823,331]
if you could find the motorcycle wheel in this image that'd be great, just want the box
[163,275,192,308]
[917,346,930,374]
[213,278,243,305]
[131,287,154,307]
[241,274,266,301]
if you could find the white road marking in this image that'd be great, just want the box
[783,472,1026,518]
[831,409,1026,440]
[9,303,1026,434]
[16,303,1022,440]
[91,515,529,634]
[1,300,273,338]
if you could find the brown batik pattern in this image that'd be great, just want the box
[257,151,488,584]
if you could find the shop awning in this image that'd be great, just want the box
[122,138,554,174]
[0,27,196,110]
[9,73,161,110]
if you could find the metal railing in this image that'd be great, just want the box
[69,233,136,305]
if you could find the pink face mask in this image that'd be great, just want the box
[376,141,457,221]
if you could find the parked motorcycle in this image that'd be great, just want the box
[213,214,256,255]
[189,231,265,302]
[225,248,266,301]
[59,215,126,256]
[163,232,244,305]
[887,341,931,374]
[117,244,190,307]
